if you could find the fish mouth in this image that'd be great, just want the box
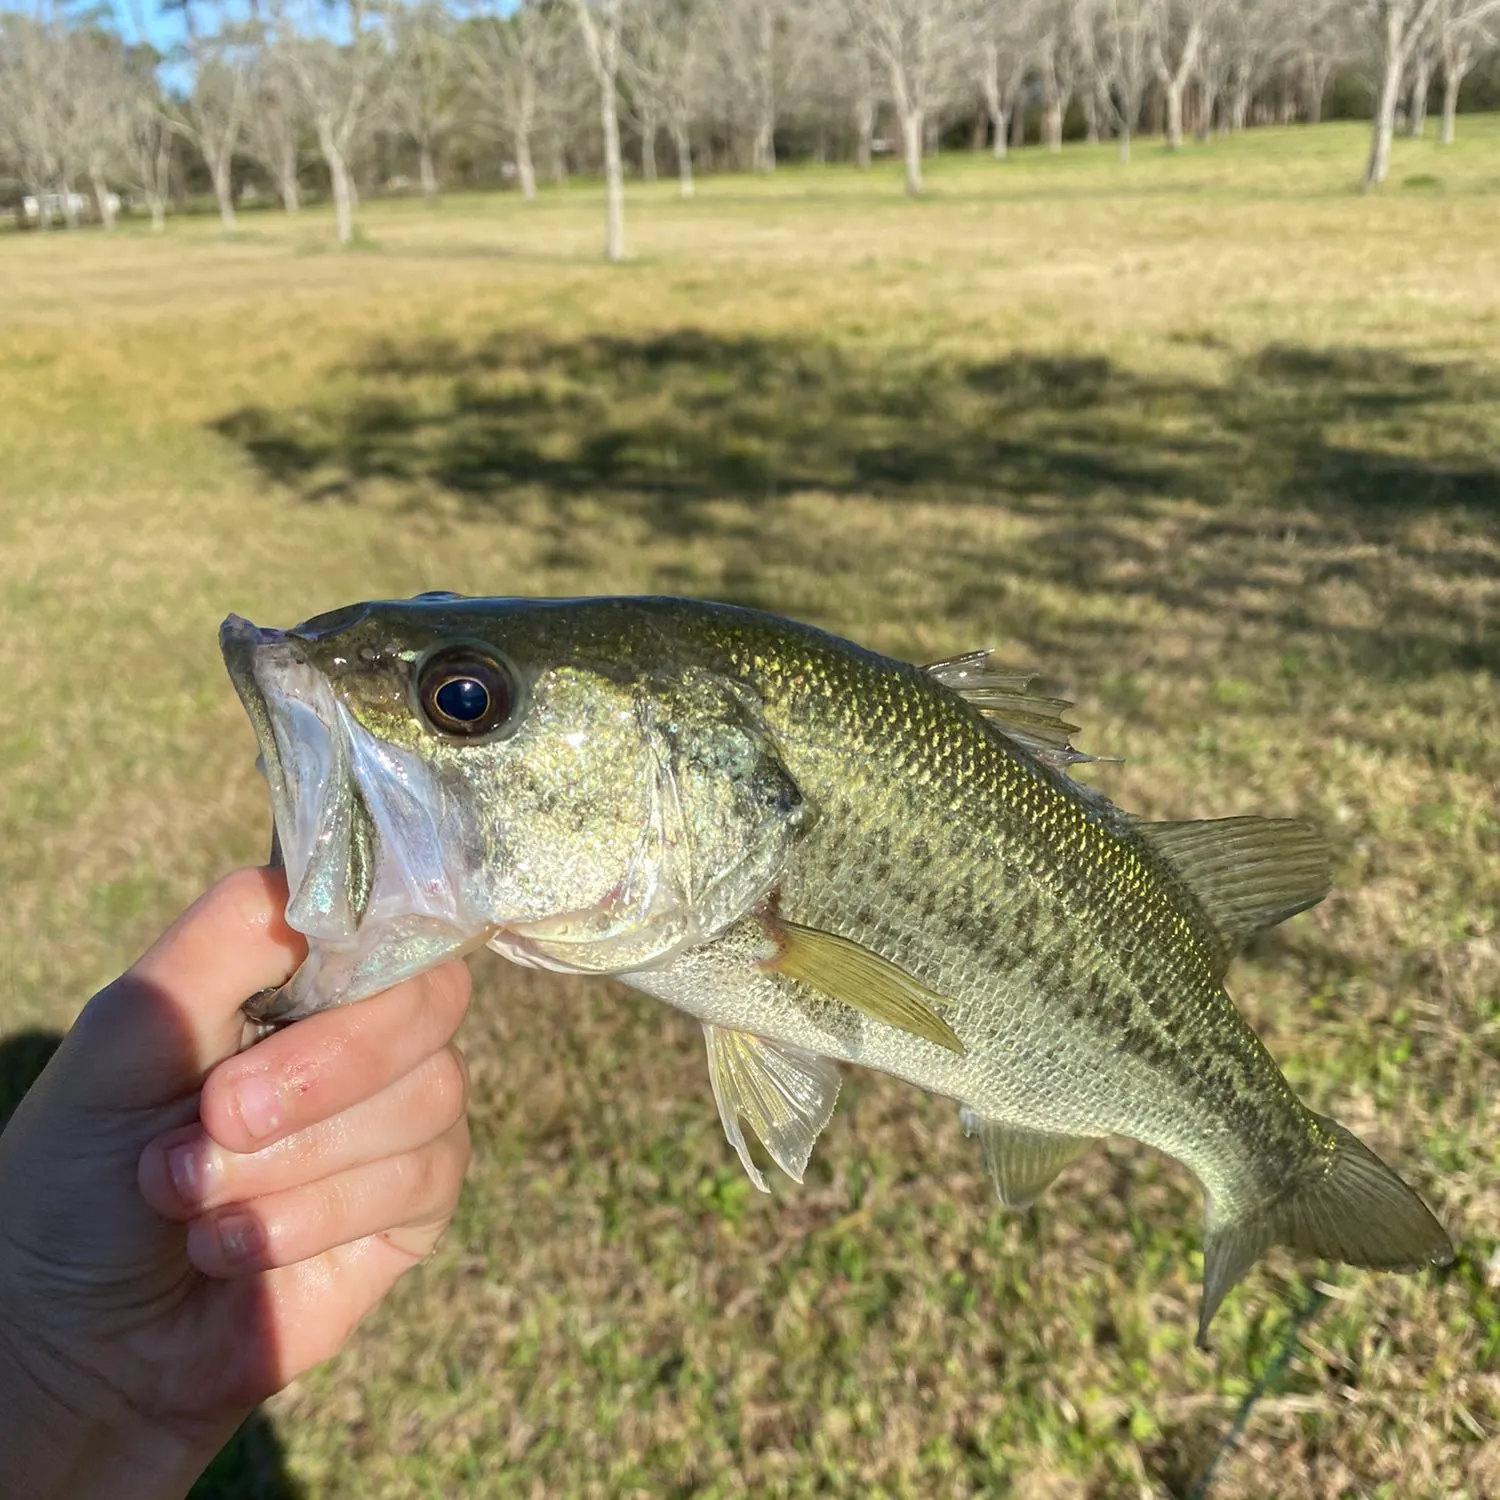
[220,613,485,1022]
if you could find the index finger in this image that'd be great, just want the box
[71,867,306,1109]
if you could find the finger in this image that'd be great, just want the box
[70,868,305,1106]
[198,959,471,1153]
[140,1044,469,1220]
[185,1117,471,1278]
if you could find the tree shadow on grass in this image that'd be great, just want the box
[213,328,1500,683]
[0,1029,305,1500]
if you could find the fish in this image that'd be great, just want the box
[220,593,1453,1341]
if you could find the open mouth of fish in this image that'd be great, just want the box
[221,615,490,1024]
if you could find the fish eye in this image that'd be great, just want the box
[416,649,516,739]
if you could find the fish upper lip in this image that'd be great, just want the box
[220,614,305,849]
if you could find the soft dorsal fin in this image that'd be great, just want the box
[959,1106,1098,1209]
[923,652,1111,790]
[1136,817,1331,968]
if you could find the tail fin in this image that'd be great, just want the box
[1199,1115,1453,1347]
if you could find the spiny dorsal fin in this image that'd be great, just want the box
[959,1105,1098,1209]
[1136,816,1332,968]
[923,652,1112,792]
[761,917,966,1055]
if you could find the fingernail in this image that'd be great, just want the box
[235,1073,284,1141]
[167,1140,220,1205]
[216,1212,260,1267]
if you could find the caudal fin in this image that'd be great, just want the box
[1199,1115,1453,1346]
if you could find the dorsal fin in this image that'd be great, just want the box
[923,651,1111,790]
[1136,817,1331,969]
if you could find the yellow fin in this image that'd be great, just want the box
[703,1025,842,1192]
[960,1106,1097,1209]
[1136,817,1331,970]
[764,918,966,1055]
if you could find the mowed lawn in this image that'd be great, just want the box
[2,121,1499,1498]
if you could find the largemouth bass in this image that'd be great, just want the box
[220,594,1452,1339]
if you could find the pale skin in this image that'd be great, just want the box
[0,866,473,1500]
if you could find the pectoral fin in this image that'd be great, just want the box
[959,1105,1097,1209]
[703,1024,842,1192]
[762,918,966,1055]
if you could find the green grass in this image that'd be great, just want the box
[3,121,1499,1499]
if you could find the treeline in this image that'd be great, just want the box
[1,1,1497,252]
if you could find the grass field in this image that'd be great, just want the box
[2,120,1499,1498]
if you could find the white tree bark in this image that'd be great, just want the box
[571,0,625,261]
[1150,5,1202,152]
[1364,0,1446,188]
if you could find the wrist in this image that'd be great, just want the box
[0,1318,228,1500]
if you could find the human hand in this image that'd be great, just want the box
[0,867,472,1500]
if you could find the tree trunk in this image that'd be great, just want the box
[1084,91,1099,144]
[277,135,300,212]
[61,177,80,229]
[210,152,236,231]
[1044,100,1063,151]
[754,0,775,172]
[507,128,533,199]
[600,71,625,260]
[1118,123,1131,164]
[1407,52,1432,137]
[317,115,355,245]
[91,166,116,230]
[1196,81,1218,141]
[640,111,657,181]
[548,131,568,186]
[1229,84,1249,133]
[419,140,438,200]
[901,106,922,196]
[990,106,1008,161]
[854,88,873,170]
[1439,60,1463,145]
[1364,25,1403,189]
[924,115,940,155]
[1165,79,1185,150]
[672,119,694,196]
[148,193,166,231]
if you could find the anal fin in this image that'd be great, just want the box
[703,1024,842,1192]
[960,1105,1097,1209]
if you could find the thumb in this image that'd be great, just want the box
[66,868,307,1110]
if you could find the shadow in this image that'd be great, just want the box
[188,1407,306,1500]
[0,1027,304,1500]
[0,1028,62,1134]
[213,329,1500,689]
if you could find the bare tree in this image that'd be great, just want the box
[1036,5,1082,151]
[570,0,626,260]
[622,0,707,197]
[709,0,785,172]
[120,69,175,230]
[244,2,306,212]
[1434,0,1500,142]
[166,0,252,231]
[1076,0,1153,161]
[1404,11,1440,133]
[390,0,461,198]
[847,0,968,194]
[1282,0,1350,126]
[466,1,568,201]
[1362,0,1445,187]
[1150,0,1210,150]
[0,12,68,229]
[283,0,388,244]
[971,0,1037,161]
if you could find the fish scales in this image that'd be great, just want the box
[220,594,1453,1341]
[642,610,1304,1198]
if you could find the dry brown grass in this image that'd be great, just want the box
[2,121,1498,1498]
